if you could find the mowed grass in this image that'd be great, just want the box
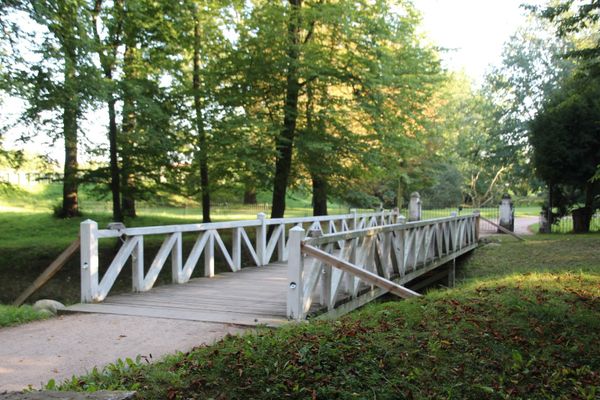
[50,234,600,399]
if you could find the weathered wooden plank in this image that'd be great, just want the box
[13,238,80,306]
[63,303,287,327]
[480,216,525,241]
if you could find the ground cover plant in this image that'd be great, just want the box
[50,234,600,399]
[0,305,50,327]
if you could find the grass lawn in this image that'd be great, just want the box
[48,233,600,399]
[0,305,51,327]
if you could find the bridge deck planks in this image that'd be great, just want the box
[63,262,290,327]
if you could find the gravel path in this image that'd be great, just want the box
[0,313,246,392]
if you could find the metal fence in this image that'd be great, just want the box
[549,212,600,233]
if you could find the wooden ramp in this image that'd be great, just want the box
[64,263,289,327]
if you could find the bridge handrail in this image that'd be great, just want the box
[94,210,394,238]
[304,215,474,246]
[80,209,398,303]
[287,212,480,320]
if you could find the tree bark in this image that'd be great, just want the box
[193,11,211,223]
[92,0,123,222]
[312,174,328,216]
[573,181,597,233]
[107,90,122,221]
[121,43,136,218]
[270,0,302,219]
[61,54,79,218]
[243,186,257,204]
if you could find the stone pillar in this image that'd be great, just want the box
[498,194,514,232]
[408,192,421,222]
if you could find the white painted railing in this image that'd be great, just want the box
[80,210,398,302]
[286,213,480,320]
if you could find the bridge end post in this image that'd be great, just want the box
[80,219,99,303]
[287,226,305,321]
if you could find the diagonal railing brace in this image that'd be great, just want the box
[301,243,421,299]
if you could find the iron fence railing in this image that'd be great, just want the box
[549,212,600,233]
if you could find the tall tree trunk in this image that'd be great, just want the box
[573,181,597,233]
[243,185,257,204]
[61,54,79,218]
[270,0,302,219]
[193,12,210,223]
[92,0,123,222]
[107,87,122,222]
[312,174,328,216]
[121,43,136,218]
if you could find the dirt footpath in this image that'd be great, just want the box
[0,313,246,392]
[514,216,538,235]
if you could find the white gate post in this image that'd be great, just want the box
[498,194,514,232]
[256,212,267,266]
[473,210,480,241]
[287,226,305,321]
[80,219,99,303]
[408,192,421,221]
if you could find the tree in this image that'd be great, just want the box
[484,19,575,193]
[535,0,600,73]
[5,0,99,217]
[234,0,440,217]
[530,73,600,232]
[91,0,124,221]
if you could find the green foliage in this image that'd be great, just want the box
[0,304,50,327]
[534,0,600,73]
[530,74,600,189]
[484,19,575,194]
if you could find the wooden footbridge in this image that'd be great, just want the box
[65,210,480,326]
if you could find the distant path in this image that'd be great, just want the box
[0,314,246,391]
[514,216,538,235]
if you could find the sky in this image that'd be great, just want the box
[4,0,547,163]
[415,0,545,85]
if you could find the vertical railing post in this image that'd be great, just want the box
[287,226,305,321]
[172,232,183,283]
[277,223,286,262]
[351,208,358,230]
[232,227,242,271]
[205,231,215,277]
[392,208,399,225]
[256,212,267,266]
[132,236,144,291]
[80,219,99,303]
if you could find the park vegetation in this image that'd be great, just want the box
[0,0,598,228]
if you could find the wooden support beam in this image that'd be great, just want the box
[480,216,525,241]
[13,238,80,306]
[301,243,421,299]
